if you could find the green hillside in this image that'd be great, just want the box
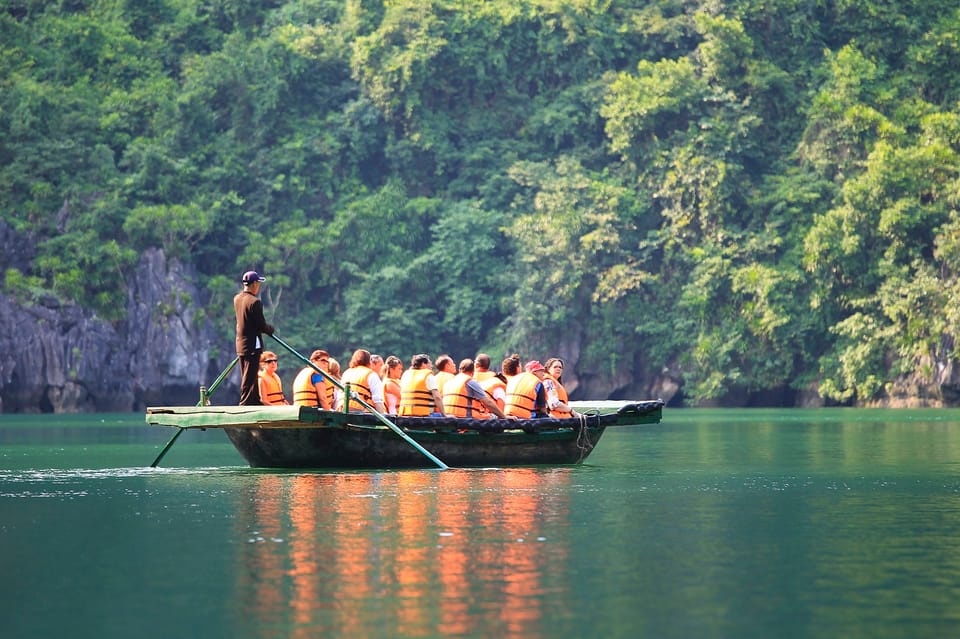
[4,0,960,405]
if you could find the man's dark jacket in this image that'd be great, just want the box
[234,290,274,355]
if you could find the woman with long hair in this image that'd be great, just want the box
[382,355,403,414]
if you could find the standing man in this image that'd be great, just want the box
[234,270,275,405]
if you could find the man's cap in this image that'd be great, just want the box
[525,360,545,373]
[242,270,266,284]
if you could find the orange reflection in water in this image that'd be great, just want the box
[330,473,379,637]
[245,474,286,625]
[287,475,324,637]
[395,471,431,632]
[434,470,475,636]
[235,468,572,638]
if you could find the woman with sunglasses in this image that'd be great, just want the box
[258,351,289,405]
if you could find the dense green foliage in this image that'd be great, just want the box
[3,0,960,404]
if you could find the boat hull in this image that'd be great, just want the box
[146,400,664,469]
[224,424,606,469]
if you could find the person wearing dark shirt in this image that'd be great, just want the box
[234,270,275,405]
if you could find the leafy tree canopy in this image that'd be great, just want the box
[5,0,960,405]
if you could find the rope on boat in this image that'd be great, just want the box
[574,408,602,463]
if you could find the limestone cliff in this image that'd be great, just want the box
[0,242,234,413]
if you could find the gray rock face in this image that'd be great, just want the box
[0,219,35,272]
[124,248,227,409]
[0,242,234,413]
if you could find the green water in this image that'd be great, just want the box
[2,410,959,638]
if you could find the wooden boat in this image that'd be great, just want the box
[145,400,664,469]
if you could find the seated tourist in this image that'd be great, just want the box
[292,349,332,409]
[478,371,507,412]
[258,351,289,405]
[473,353,496,382]
[543,357,577,418]
[442,358,510,419]
[340,349,386,413]
[399,354,444,416]
[433,353,456,390]
[504,360,550,418]
[382,355,403,414]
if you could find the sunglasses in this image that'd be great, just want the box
[263,359,278,364]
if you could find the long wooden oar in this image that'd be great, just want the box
[150,356,240,468]
[269,334,449,470]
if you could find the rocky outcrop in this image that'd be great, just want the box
[0,242,234,413]
[0,218,35,272]
[570,335,683,406]
[870,352,960,408]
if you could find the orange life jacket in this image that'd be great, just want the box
[433,370,454,392]
[324,375,336,408]
[474,370,495,382]
[258,370,286,405]
[400,368,435,416]
[340,365,374,411]
[442,373,490,418]
[546,374,572,418]
[292,366,325,407]
[478,375,506,411]
[505,372,545,418]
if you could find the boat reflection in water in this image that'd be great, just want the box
[233,468,573,637]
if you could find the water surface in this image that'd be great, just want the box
[2,409,959,638]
